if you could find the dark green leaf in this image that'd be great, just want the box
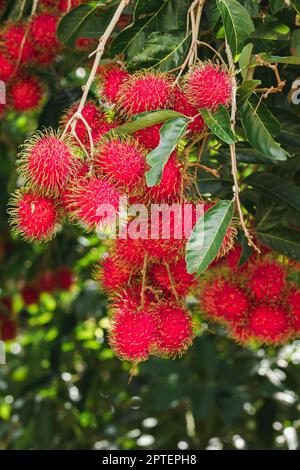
[257,227,300,261]
[200,106,235,144]
[112,110,186,135]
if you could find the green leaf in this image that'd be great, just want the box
[146,117,190,187]
[239,43,253,80]
[237,79,261,105]
[251,53,300,65]
[200,106,235,145]
[239,99,288,161]
[186,200,234,275]
[217,0,255,57]
[257,228,300,261]
[112,110,186,135]
[246,172,300,213]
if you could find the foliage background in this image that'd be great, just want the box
[1,0,300,450]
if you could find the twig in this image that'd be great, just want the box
[140,253,148,309]
[225,41,260,252]
[14,0,39,73]
[164,261,180,304]
[254,55,286,98]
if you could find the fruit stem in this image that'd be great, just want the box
[140,253,148,309]
[164,261,180,305]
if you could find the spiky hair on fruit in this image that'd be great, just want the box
[172,86,206,134]
[1,22,35,63]
[30,14,60,51]
[287,286,300,332]
[97,66,130,104]
[109,289,158,362]
[93,253,136,294]
[66,176,122,232]
[153,302,195,358]
[61,101,114,149]
[248,260,287,302]
[200,277,250,326]
[17,129,82,196]
[0,51,14,81]
[11,75,44,112]
[151,257,197,298]
[8,189,61,243]
[247,304,291,345]
[116,70,173,116]
[133,123,161,150]
[184,61,232,111]
[94,134,148,193]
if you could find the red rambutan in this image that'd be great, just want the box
[151,257,196,297]
[98,67,130,104]
[172,87,206,134]
[248,304,290,344]
[288,287,300,331]
[153,303,194,357]
[94,254,134,294]
[248,261,286,302]
[94,135,147,193]
[11,76,43,111]
[30,14,59,50]
[21,285,40,305]
[56,266,74,291]
[2,23,35,63]
[18,130,81,196]
[0,51,14,81]
[109,290,158,361]
[66,176,121,231]
[75,37,97,51]
[185,62,232,111]
[133,123,161,150]
[116,71,173,116]
[9,190,61,243]
[0,318,18,341]
[201,278,250,325]
[38,270,57,293]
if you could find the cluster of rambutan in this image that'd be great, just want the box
[8,61,236,363]
[0,296,17,341]
[199,245,300,347]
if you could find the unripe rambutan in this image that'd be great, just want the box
[94,254,134,294]
[18,130,81,196]
[38,270,56,292]
[94,136,147,193]
[201,278,250,325]
[248,304,290,344]
[0,52,14,81]
[98,67,130,104]
[248,261,286,302]
[11,76,43,111]
[287,287,300,331]
[0,318,18,341]
[134,123,161,150]
[109,290,158,361]
[172,87,205,134]
[9,190,61,243]
[151,258,196,297]
[185,62,232,111]
[153,303,194,357]
[116,71,173,116]
[56,266,74,291]
[2,23,35,63]
[30,14,59,50]
[21,285,40,305]
[66,176,121,231]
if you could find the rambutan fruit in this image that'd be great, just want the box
[153,303,194,357]
[248,261,286,302]
[2,23,34,63]
[21,285,40,305]
[38,270,57,293]
[58,0,86,12]
[98,67,130,104]
[9,190,61,243]
[56,266,74,291]
[94,135,147,193]
[94,254,134,294]
[59,161,89,210]
[109,290,158,361]
[61,101,114,149]
[11,76,44,111]
[0,318,18,341]
[225,244,242,270]
[172,87,206,134]
[140,152,183,203]
[116,71,173,116]
[30,14,59,50]
[248,304,290,344]
[184,62,232,111]
[75,37,97,51]
[134,123,161,150]
[66,176,121,231]
[18,130,81,196]
[151,258,196,297]
[0,51,14,81]
[287,287,300,331]
[201,278,250,325]
[33,48,56,66]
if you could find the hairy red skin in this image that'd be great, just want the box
[30,14,59,50]
[56,266,74,291]
[2,23,35,63]
[151,258,196,297]
[94,255,134,294]
[109,290,158,361]
[21,285,40,305]
[248,261,286,302]
[99,67,130,104]
[288,287,300,331]
[116,72,173,116]
[11,76,43,111]
[185,63,232,111]
[172,87,206,134]
[134,124,162,150]
[9,191,60,243]
[94,137,147,193]
[0,52,14,81]
[248,304,290,344]
[201,278,250,325]
[153,303,194,357]
[66,176,122,231]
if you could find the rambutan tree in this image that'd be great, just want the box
[0,0,300,450]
